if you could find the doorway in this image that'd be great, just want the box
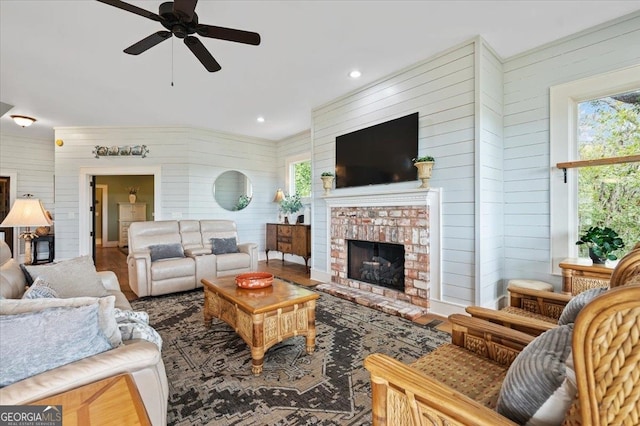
[0,176,14,253]
[78,166,160,274]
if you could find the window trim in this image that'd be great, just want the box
[550,64,640,274]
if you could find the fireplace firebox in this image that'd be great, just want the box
[347,240,405,292]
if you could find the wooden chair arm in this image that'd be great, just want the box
[364,353,517,426]
[508,287,572,303]
[465,306,557,336]
[448,314,534,365]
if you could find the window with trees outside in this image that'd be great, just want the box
[576,90,639,257]
[288,158,311,198]
[550,65,640,274]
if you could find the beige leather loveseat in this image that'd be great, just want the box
[0,241,169,426]
[127,220,258,298]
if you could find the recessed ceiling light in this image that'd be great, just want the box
[348,70,362,79]
[257,116,265,123]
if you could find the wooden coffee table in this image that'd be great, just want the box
[202,276,319,375]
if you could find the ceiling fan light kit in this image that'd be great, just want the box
[97,0,260,72]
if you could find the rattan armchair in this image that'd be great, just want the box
[466,247,640,336]
[364,284,640,425]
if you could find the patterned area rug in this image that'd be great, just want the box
[132,288,450,425]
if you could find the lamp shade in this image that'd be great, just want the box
[273,188,285,203]
[0,198,52,228]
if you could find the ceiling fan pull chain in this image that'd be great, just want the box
[171,37,175,87]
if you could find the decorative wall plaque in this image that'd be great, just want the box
[93,145,149,158]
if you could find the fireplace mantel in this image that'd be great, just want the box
[324,188,440,209]
[324,188,442,305]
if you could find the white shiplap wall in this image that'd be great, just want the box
[311,41,478,307]
[0,131,55,259]
[476,39,505,307]
[502,12,640,287]
[53,126,278,260]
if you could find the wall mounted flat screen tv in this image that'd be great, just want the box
[335,112,418,189]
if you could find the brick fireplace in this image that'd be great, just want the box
[324,189,441,311]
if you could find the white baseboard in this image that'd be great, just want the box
[427,299,467,317]
[310,269,331,283]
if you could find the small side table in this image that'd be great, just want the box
[559,258,613,295]
[32,234,55,264]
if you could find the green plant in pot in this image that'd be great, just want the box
[576,226,625,264]
[320,171,334,195]
[412,156,435,189]
[279,193,303,224]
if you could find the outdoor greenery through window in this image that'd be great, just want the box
[576,89,640,257]
[290,160,311,197]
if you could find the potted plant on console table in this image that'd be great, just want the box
[320,172,334,195]
[279,193,303,224]
[413,156,435,189]
[576,226,625,265]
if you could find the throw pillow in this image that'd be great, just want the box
[22,277,59,299]
[149,243,185,262]
[0,295,122,348]
[0,258,28,299]
[0,304,112,387]
[211,237,238,255]
[496,324,575,425]
[558,287,608,326]
[23,256,108,298]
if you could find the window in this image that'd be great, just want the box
[576,91,640,257]
[286,154,311,198]
[550,65,640,273]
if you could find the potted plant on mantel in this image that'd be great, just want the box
[576,226,625,265]
[279,193,303,224]
[320,172,334,195]
[412,156,435,189]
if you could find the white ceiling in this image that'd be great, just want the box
[1,1,639,141]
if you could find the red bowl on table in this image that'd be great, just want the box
[235,272,274,289]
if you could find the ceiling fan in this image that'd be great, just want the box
[96,0,261,72]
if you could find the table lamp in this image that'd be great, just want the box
[273,189,285,223]
[0,196,52,264]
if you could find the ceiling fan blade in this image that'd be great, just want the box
[184,36,221,72]
[173,0,198,22]
[124,31,172,55]
[96,0,162,22]
[196,24,261,46]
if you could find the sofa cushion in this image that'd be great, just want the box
[496,324,575,425]
[151,257,195,281]
[211,237,239,255]
[0,296,122,348]
[216,252,250,271]
[23,256,108,298]
[0,303,113,387]
[1,258,28,299]
[22,277,59,299]
[149,243,185,262]
[558,287,608,326]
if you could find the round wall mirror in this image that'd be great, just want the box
[213,170,253,211]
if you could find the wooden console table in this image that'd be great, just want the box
[265,223,311,272]
[559,258,613,295]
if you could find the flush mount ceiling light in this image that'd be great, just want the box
[348,70,362,79]
[10,115,36,127]
[257,116,265,123]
